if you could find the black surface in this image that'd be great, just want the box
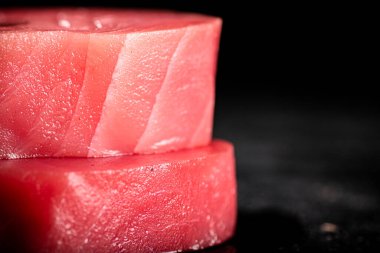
[198,92,380,252]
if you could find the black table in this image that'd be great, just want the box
[201,92,380,252]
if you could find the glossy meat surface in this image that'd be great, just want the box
[0,140,236,252]
[0,9,221,158]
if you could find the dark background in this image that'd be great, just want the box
[1,1,378,252]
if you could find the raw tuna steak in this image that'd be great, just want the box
[0,9,221,158]
[0,140,236,252]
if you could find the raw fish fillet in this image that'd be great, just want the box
[0,9,221,158]
[0,140,236,253]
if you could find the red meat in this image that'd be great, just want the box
[0,9,221,158]
[0,140,236,252]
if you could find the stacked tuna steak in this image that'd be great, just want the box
[0,9,236,252]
